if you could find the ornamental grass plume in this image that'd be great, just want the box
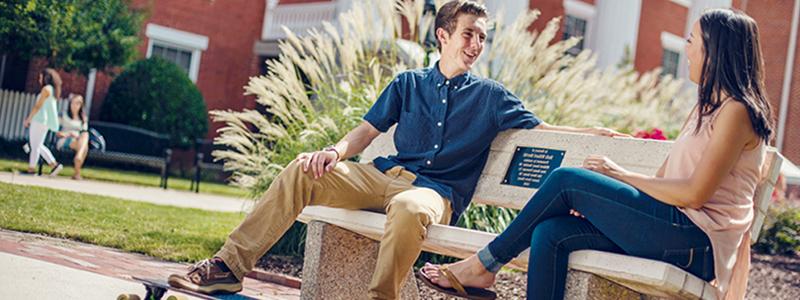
[211,0,695,238]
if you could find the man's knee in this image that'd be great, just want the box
[277,160,312,182]
[386,197,436,230]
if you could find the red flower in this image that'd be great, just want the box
[634,128,667,140]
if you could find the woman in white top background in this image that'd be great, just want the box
[23,68,63,176]
[57,94,90,180]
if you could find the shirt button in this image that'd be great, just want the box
[445,80,450,85]
[426,160,432,165]
[434,144,439,149]
[437,83,441,87]
[441,99,447,104]
[437,122,442,127]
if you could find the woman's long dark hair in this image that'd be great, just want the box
[41,68,62,99]
[696,8,773,142]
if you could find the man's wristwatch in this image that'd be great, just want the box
[323,146,341,161]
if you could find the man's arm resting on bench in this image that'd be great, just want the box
[535,121,630,137]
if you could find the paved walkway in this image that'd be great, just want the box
[0,172,303,299]
[0,229,300,299]
[0,171,254,212]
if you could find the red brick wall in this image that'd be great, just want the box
[633,0,687,74]
[784,32,800,163]
[528,0,566,40]
[742,0,798,162]
[23,0,269,140]
[126,0,267,138]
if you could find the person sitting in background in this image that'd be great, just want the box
[56,94,90,180]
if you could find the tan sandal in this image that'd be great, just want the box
[416,265,497,300]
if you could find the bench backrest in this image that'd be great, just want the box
[360,126,782,243]
[91,121,171,157]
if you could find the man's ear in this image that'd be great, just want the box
[436,27,449,48]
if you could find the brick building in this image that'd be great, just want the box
[0,0,797,175]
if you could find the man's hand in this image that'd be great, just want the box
[294,150,338,179]
[23,118,31,128]
[587,127,631,138]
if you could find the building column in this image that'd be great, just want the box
[591,0,642,69]
[85,68,97,116]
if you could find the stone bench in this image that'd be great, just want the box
[296,128,783,300]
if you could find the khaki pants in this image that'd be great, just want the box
[217,160,452,300]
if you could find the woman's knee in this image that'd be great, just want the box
[547,167,591,185]
[530,218,570,250]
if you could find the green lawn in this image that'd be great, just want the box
[0,182,245,262]
[0,158,249,198]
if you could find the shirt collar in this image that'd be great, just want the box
[431,61,470,88]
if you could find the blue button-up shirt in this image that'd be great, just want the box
[363,62,541,223]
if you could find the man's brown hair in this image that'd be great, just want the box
[434,0,488,51]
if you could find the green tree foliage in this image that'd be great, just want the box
[100,57,208,149]
[0,0,142,74]
[756,207,800,255]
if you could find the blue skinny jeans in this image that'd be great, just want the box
[477,167,714,299]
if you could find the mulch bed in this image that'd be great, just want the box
[256,252,800,299]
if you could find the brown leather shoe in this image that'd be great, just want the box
[168,258,242,294]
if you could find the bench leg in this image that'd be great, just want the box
[565,270,665,300]
[301,221,420,300]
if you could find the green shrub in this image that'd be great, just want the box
[100,57,208,149]
[755,207,800,256]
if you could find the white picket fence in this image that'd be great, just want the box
[0,89,68,141]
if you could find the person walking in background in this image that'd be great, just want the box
[56,94,90,180]
[23,68,63,176]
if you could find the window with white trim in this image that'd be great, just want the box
[151,44,193,74]
[660,31,686,78]
[562,0,595,56]
[145,24,208,82]
[563,15,588,55]
[661,49,680,77]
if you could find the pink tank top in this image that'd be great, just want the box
[663,102,764,299]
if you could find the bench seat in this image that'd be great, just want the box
[298,205,716,299]
[296,128,783,300]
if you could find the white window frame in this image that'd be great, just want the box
[661,31,686,77]
[670,0,692,8]
[563,0,596,51]
[145,23,209,82]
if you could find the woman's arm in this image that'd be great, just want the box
[585,101,757,209]
[24,87,50,127]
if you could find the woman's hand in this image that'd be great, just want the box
[56,131,66,138]
[23,118,31,128]
[582,154,630,179]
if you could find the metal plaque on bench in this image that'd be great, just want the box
[502,146,565,189]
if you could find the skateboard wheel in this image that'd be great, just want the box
[165,295,188,300]
[117,294,141,300]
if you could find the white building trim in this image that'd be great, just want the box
[660,31,686,52]
[563,0,596,51]
[564,0,596,20]
[670,0,692,8]
[145,23,209,82]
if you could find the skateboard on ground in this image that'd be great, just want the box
[118,276,258,300]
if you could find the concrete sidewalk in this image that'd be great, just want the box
[0,171,254,213]
[0,172,303,299]
[0,229,300,299]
